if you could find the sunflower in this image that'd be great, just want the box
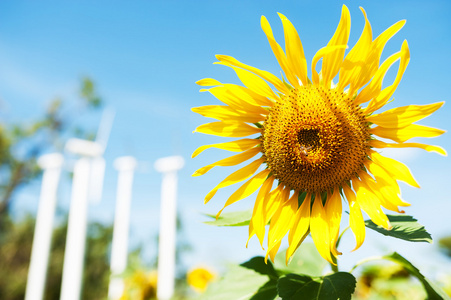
[187,266,216,293]
[192,5,446,264]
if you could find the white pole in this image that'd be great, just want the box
[108,156,137,300]
[25,153,64,300]
[154,156,184,300]
[60,157,91,300]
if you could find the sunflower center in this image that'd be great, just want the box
[261,85,370,193]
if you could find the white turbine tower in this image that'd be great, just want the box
[107,156,138,299]
[25,153,64,300]
[60,109,114,300]
[155,155,185,300]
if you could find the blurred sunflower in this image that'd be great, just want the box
[187,266,216,293]
[120,270,157,300]
[192,5,446,264]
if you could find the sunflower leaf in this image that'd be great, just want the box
[277,272,356,300]
[274,243,327,277]
[199,265,276,300]
[203,209,251,226]
[383,252,451,300]
[364,214,432,243]
[241,256,279,280]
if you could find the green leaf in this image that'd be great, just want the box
[199,265,275,300]
[203,209,251,226]
[249,280,278,300]
[384,252,451,300]
[277,272,356,300]
[274,243,327,276]
[365,214,432,243]
[241,256,279,280]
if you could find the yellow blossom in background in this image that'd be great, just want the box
[192,5,446,264]
[187,266,217,293]
[120,270,158,300]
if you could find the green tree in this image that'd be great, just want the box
[0,214,113,300]
[0,77,102,217]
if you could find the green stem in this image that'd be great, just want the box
[330,256,339,273]
[328,226,350,273]
[349,256,384,273]
[335,226,350,250]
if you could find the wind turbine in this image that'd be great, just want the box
[155,155,185,300]
[60,108,114,300]
[24,153,64,300]
[107,156,138,299]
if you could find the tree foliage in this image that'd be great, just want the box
[0,77,102,216]
[0,215,112,300]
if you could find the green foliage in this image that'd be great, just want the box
[439,236,451,257]
[0,215,113,300]
[0,77,103,217]
[0,216,34,300]
[201,243,356,300]
[203,211,445,299]
[383,252,451,300]
[277,272,356,300]
[80,77,102,108]
[274,243,327,277]
[353,263,427,300]
[203,209,252,227]
[365,214,432,243]
[241,256,279,280]
[198,264,273,300]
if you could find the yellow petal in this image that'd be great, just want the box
[338,7,372,94]
[365,40,410,114]
[193,147,261,176]
[215,55,289,94]
[285,191,311,262]
[261,15,299,88]
[287,192,310,247]
[278,13,308,86]
[370,123,446,143]
[266,241,282,263]
[194,121,261,137]
[311,45,348,86]
[248,176,275,247]
[202,86,268,115]
[367,102,445,128]
[266,189,297,261]
[361,169,408,213]
[354,49,402,105]
[224,83,275,107]
[321,5,351,86]
[192,105,265,123]
[192,138,260,158]
[226,65,279,101]
[342,184,365,251]
[325,188,342,257]
[369,139,447,156]
[310,193,333,264]
[352,19,406,103]
[364,159,400,195]
[354,175,391,229]
[262,185,286,231]
[204,158,264,204]
[285,194,311,264]
[217,169,271,217]
[196,78,222,86]
[369,150,420,188]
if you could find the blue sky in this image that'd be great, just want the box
[1,0,451,278]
